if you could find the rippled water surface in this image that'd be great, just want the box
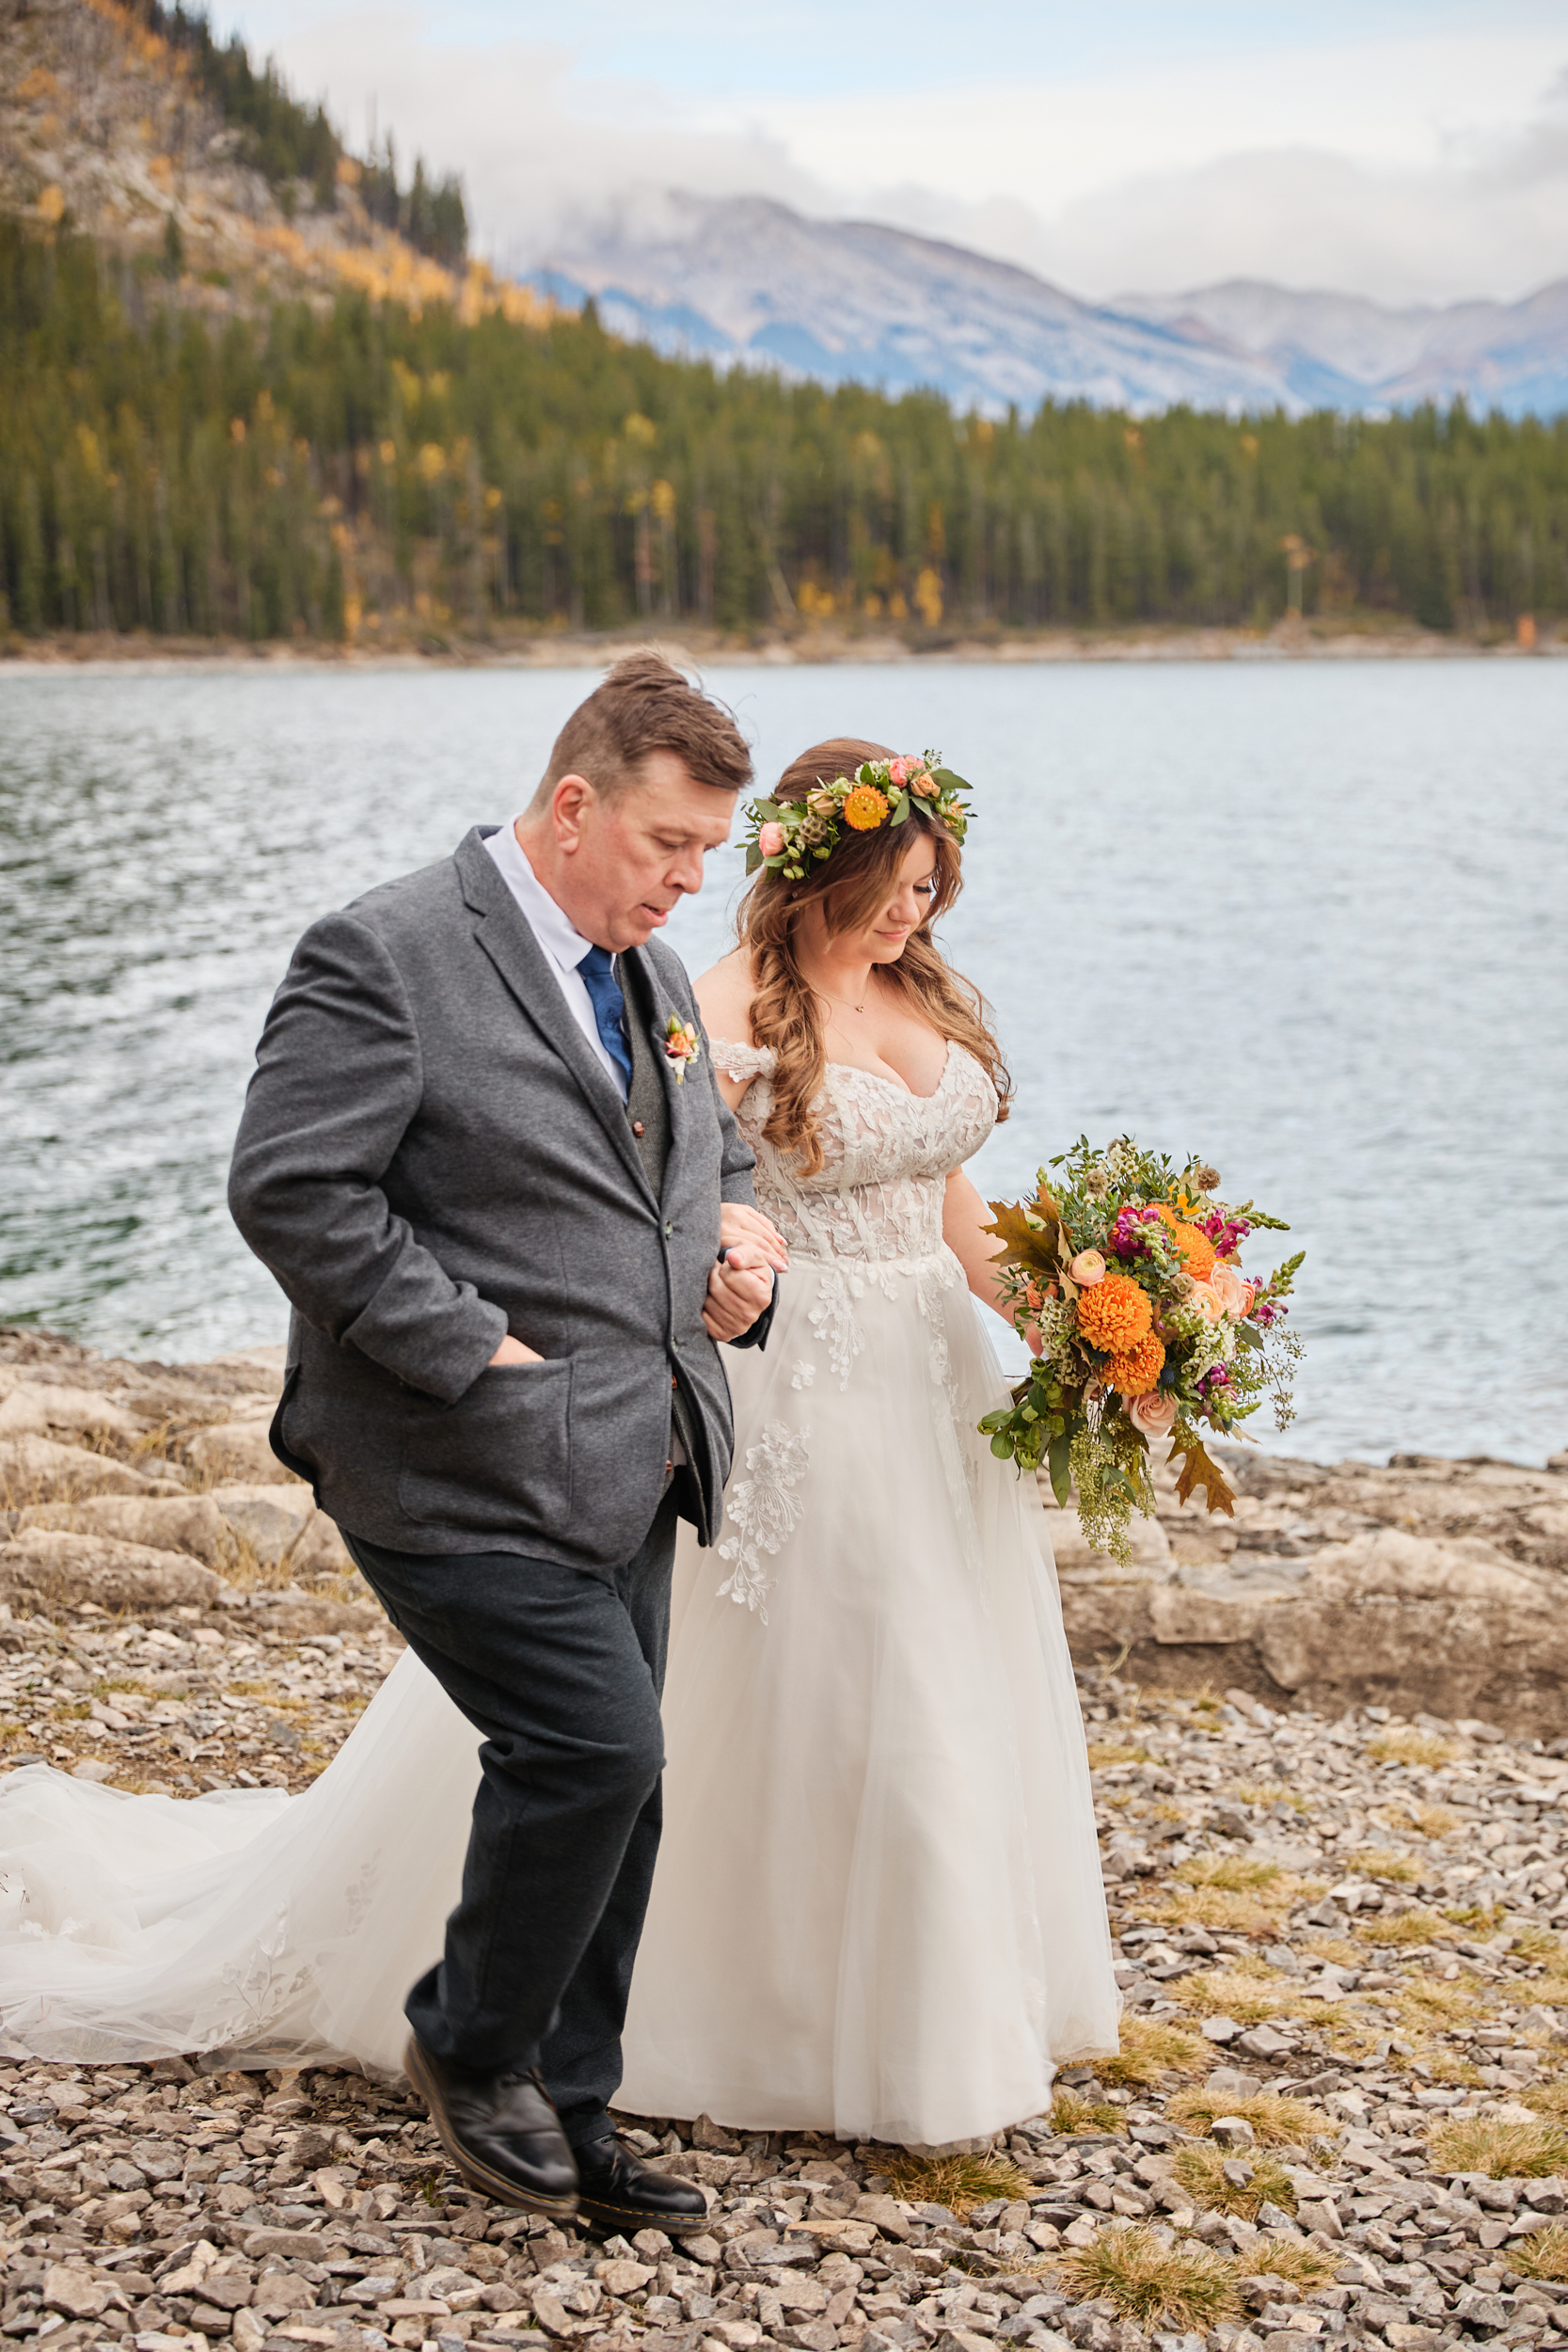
[2,657,1565,1465]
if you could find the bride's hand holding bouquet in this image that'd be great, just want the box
[979,1136,1303,1564]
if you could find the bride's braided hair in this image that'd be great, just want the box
[736,737,1011,1179]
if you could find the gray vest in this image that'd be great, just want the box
[619,954,697,1473]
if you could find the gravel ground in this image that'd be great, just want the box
[4,1608,1568,2352]
[5,1331,1568,2352]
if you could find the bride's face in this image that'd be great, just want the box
[830,833,941,964]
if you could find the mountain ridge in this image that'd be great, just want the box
[530,192,1568,420]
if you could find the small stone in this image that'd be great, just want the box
[1234,2025,1292,2058]
[42,2266,112,2320]
[1201,2016,1241,2043]
[1206,2069,1262,2102]
[1212,2117,1257,2149]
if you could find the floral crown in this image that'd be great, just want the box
[742,751,973,882]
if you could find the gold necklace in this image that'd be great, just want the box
[818,982,871,1017]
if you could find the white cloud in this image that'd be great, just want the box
[230,8,1568,304]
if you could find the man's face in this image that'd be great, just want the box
[543,751,737,951]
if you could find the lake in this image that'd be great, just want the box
[2,655,1565,1468]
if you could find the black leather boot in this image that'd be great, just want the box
[573,2132,709,2235]
[404,2037,578,2217]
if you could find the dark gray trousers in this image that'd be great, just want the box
[343,1485,679,2151]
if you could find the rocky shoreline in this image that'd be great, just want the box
[5,621,1563,672]
[3,1327,1568,2352]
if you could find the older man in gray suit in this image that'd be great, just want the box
[230,655,781,2234]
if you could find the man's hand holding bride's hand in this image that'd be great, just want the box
[719,1201,789,1274]
[705,1241,776,1342]
[489,1334,545,1366]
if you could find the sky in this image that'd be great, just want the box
[218,0,1568,308]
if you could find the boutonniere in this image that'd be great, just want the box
[661,1015,702,1083]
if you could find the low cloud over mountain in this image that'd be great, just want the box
[531,192,1568,419]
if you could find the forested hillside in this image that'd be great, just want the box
[4,221,1567,644]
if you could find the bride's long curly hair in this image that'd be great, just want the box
[736,737,1012,1178]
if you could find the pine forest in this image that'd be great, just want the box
[3,218,1567,646]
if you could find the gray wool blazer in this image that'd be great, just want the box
[228,826,768,1576]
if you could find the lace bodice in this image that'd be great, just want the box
[712,1039,997,1265]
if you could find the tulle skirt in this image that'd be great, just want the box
[617,1248,1118,2145]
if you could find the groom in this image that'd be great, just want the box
[229,653,779,2233]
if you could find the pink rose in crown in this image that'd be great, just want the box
[1128,1389,1177,1439]
[757,821,786,857]
[887,755,915,785]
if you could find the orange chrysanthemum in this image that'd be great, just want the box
[1152,1202,1217,1281]
[842,784,890,831]
[1074,1271,1153,1355]
[1103,1331,1166,1398]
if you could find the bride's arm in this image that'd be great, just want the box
[942,1168,1043,1355]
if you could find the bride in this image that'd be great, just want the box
[0,739,1116,2150]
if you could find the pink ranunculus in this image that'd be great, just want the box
[757,821,786,857]
[1190,1282,1225,1326]
[887,755,915,785]
[1129,1389,1177,1440]
[1069,1249,1107,1286]
[1210,1261,1250,1318]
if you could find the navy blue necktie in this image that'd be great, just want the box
[578,945,633,1097]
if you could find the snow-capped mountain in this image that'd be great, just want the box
[526,193,1290,417]
[527,192,1568,419]
[1124,279,1568,418]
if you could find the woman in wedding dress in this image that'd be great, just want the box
[617,739,1117,2145]
[0,738,1116,2149]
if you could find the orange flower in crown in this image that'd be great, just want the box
[742,752,973,882]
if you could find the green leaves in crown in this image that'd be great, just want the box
[743,752,973,880]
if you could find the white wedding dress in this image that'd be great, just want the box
[0,1042,1117,2145]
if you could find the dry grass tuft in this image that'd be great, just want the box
[1395,1978,1482,2029]
[883,2150,1033,2216]
[1086,1740,1150,1768]
[1514,1927,1567,1966]
[1168,1968,1299,2024]
[1170,2141,1296,2220]
[1426,2117,1568,2179]
[1513,2223,1568,2283]
[1367,1727,1460,1768]
[1359,1907,1446,1946]
[1342,1847,1421,1884]
[1177,1855,1283,1892]
[214,1525,282,1592]
[1525,2084,1568,2124]
[1446,1901,1508,1936]
[1302,1931,1364,1969]
[1166,2091,1326,2147]
[1050,2090,1126,2136]
[1141,1884,1301,1935]
[1244,2240,1338,2291]
[1404,1802,1465,1839]
[1054,2225,1241,2332]
[1098,2017,1212,2088]
[1232,1782,1307,1811]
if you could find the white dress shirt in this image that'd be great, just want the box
[483,819,628,1102]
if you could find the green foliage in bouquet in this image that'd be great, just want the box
[979,1136,1303,1564]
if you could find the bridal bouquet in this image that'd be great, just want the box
[979,1137,1303,1564]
